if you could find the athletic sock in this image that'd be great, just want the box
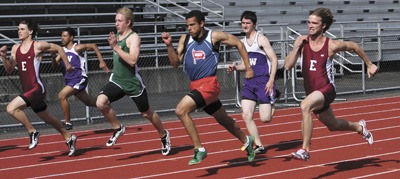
[161,130,167,139]
[161,130,167,145]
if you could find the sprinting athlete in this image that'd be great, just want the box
[228,11,279,155]
[52,27,109,130]
[162,10,256,165]
[0,19,77,156]
[284,7,378,161]
[96,7,171,156]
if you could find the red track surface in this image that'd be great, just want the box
[1,96,399,178]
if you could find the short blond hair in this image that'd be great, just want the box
[117,7,134,27]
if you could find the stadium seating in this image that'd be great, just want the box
[1,0,400,42]
[1,0,400,61]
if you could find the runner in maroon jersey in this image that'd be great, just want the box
[284,8,378,161]
[0,19,77,156]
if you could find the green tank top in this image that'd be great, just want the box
[110,31,145,96]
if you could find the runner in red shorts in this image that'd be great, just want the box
[162,10,256,165]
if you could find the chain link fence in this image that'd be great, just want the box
[1,33,400,128]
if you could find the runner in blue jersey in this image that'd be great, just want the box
[162,10,256,165]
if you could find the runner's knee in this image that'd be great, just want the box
[175,106,189,118]
[300,101,312,113]
[260,115,272,123]
[96,96,109,111]
[58,92,67,101]
[241,111,253,122]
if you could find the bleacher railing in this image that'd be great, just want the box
[1,2,400,129]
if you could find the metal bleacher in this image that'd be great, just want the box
[219,0,400,36]
[1,0,400,128]
[1,0,400,42]
[0,0,400,60]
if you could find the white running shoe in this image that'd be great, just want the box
[106,125,125,146]
[66,135,77,157]
[359,120,373,145]
[291,148,310,161]
[28,131,40,149]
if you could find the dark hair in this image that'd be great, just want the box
[19,19,39,37]
[240,11,257,24]
[309,8,334,32]
[185,10,205,24]
[62,27,77,37]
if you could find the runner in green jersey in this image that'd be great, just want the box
[96,7,171,156]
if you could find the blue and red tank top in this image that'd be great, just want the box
[183,30,220,81]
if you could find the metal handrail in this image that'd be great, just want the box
[160,0,224,28]
[0,2,148,6]
[0,12,168,19]
[189,0,224,18]
[284,26,367,101]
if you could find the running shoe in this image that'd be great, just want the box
[291,148,310,161]
[65,123,73,130]
[106,125,125,146]
[188,148,207,165]
[241,136,256,162]
[28,131,40,149]
[358,120,373,145]
[66,135,77,157]
[254,145,267,154]
[161,130,171,156]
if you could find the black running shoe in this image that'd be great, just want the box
[65,123,73,130]
[254,145,267,154]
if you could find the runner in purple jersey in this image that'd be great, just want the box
[52,27,109,130]
[284,8,378,161]
[228,11,279,155]
[0,19,77,156]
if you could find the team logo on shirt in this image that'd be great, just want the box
[192,49,205,64]
[67,55,73,62]
[249,58,257,66]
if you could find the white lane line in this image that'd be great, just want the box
[238,150,400,179]
[1,97,399,143]
[349,169,400,179]
[29,136,400,179]
[0,115,398,162]
[1,105,398,151]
